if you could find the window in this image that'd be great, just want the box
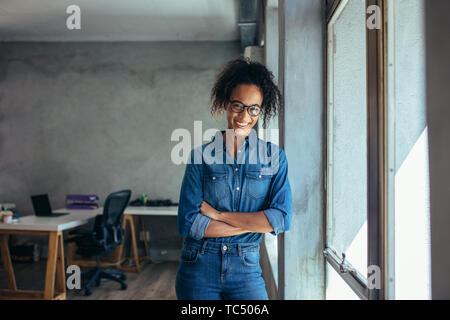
[325,0,369,300]
[324,0,430,300]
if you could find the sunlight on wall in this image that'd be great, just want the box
[394,128,431,299]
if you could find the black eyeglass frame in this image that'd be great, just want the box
[228,100,262,117]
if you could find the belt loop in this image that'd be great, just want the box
[237,243,242,256]
[201,240,207,254]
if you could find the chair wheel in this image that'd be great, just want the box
[121,283,127,290]
[119,274,126,281]
[85,289,92,296]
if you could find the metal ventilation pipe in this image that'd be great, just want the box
[238,0,263,52]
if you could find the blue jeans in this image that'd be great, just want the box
[175,239,269,300]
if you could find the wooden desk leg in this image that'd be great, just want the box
[140,216,150,260]
[55,232,66,297]
[44,231,59,300]
[0,234,17,291]
[117,215,140,270]
[128,215,141,271]
[117,216,128,264]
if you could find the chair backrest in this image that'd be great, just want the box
[94,189,131,251]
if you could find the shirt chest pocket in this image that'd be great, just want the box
[203,173,229,201]
[245,171,272,200]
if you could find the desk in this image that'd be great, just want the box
[119,206,177,272]
[0,206,178,298]
[0,208,102,300]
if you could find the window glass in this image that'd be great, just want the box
[326,0,368,299]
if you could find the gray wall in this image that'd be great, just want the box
[262,2,280,299]
[278,0,325,299]
[0,41,240,255]
[426,0,450,300]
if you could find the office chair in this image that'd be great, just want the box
[67,189,131,296]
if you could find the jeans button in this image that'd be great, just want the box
[223,245,228,251]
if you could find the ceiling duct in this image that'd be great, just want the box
[239,0,263,52]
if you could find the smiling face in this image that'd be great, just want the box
[226,84,263,137]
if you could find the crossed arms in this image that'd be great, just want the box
[200,201,273,238]
[177,147,292,240]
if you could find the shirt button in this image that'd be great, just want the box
[223,246,228,251]
[212,176,216,180]
[236,187,240,191]
[259,175,262,178]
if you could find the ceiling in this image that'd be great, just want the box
[0,0,240,41]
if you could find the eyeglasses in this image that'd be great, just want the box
[229,100,262,117]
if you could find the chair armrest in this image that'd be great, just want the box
[65,231,103,250]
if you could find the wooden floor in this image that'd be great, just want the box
[0,259,178,300]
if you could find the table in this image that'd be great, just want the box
[0,206,178,299]
[0,208,102,300]
[119,206,178,272]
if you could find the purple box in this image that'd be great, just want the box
[66,194,99,209]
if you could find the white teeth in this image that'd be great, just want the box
[236,122,249,126]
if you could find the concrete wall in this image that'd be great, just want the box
[278,0,325,299]
[0,41,240,257]
[262,2,280,299]
[426,0,450,300]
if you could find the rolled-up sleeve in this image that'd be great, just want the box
[263,148,293,236]
[177,148,211,240]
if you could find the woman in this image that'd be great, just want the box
[175,58,292,300]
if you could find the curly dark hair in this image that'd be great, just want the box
[210,57,282,128]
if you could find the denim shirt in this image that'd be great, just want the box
[177,130,292,243]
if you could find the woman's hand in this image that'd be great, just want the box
[200,201,221,221]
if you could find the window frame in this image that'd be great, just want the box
[324,0,387,300]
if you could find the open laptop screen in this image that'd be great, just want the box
[31,194,52,216]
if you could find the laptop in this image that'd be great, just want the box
[31,194,69,217]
